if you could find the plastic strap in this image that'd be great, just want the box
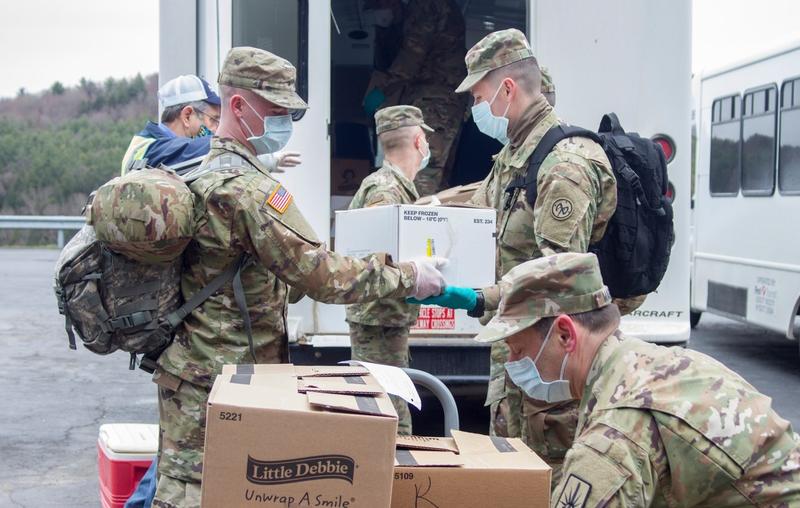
[163,256,246,329]
[64,314,77,350]
[232,256,257,363]
[182,153,245,183]
[108,311,153,331]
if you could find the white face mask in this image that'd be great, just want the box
[504,324,572,403]
[240,98,293,155]
[418,138,431,170]
[471,82,511,145]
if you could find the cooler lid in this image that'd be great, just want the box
[98,423,159,454]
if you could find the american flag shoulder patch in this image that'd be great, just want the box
[266,184,293,214]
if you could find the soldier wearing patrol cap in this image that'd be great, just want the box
[412,28,617,484]
[150,48,448,508]
[346,105,433,436]
[479,252,800,507]
[361,0,467,197]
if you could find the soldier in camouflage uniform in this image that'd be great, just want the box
[362,0,467,196]
[151,47,447,508]
[346,105,433,435]
[476,252,800,507]
[459,29,616,484]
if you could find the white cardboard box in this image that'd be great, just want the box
[334,205,496,289]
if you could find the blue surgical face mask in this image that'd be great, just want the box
[240,98,293,155]
[471,82,511,145]
[504,325,572,403]
[418,138,431,170]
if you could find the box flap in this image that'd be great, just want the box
[296,365,370,377]
[394,449,464,467]
[306,391,397,418]
[208,374,309,412]
[298,377,383,396]
[395,435,459,453]
[450,431,550,470]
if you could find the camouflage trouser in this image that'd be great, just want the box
[152,371,209,508]
[408,93,467,197]
[348,322,412,435]
[152,474,201,508]
[486,341,578,487]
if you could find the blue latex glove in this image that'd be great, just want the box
[407,286,477,311]
[363,87,386,116]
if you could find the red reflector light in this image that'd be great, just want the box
[665,181,675,203]
[652,134,675,163]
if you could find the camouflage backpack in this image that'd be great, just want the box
[54,156,255,372]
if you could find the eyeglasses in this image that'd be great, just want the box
[195,108,220,127]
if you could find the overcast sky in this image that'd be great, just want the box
[0,0,799,99]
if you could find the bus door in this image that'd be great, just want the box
[198,0,331,339]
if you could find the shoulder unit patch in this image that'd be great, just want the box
[556,474,592,508]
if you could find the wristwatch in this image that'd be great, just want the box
[467,289,485,318]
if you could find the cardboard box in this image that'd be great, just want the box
[414,182,482,206]
[202,364,398,508]
[331,158,373,196]
[334,204,496,289]
[392,431,551,508]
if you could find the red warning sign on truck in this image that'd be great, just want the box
[413,307,456,330]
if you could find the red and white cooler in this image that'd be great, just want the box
[97,423,158,508]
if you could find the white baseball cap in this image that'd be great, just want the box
[158,75,221,109]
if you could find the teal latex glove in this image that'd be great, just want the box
[363,87,386,115]
[407,286,477,311]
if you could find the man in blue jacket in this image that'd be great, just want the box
[120,74,221,173]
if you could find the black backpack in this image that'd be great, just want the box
[505,113,674,298]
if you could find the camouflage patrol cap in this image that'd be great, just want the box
[475,253,612,343]
[455,28,535,93]
[540,67,555,94]
[218,46,308,110]
[375,105,434,135]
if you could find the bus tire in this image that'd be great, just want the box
[690,310,702,329]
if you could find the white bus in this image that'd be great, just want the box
[159,0,691,386]
[692,40,800,348]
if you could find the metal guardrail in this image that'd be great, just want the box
[0,215,85,248]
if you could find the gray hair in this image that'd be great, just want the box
[160,100,209,124]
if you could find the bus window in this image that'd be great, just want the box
[710,94,741,195]
[780,77,800,193]
[232,0,308,119]
[741,85,777,195]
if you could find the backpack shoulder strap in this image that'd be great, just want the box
[504,125,601,207]
[182,153,247,183]
[140,254,256,372]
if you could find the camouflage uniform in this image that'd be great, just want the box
[478,253,800,507]
[367,0,467,196]
[558,333,800,507]
[458,29,617,483]
[152,48,419,508]
[540,67,556,107]
[346,106,431,435]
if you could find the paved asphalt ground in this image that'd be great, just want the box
[1,247,799,507]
